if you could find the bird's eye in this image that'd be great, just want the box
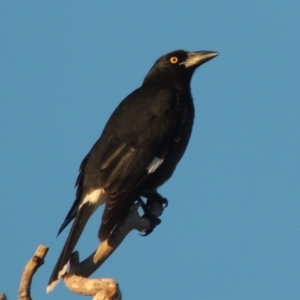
[170,56,178,64]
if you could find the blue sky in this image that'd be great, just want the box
[1,1,299,299]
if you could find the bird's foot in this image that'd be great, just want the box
[138,192,168,236]
[143,191,168,209]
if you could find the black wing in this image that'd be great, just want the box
[81,85,182,240]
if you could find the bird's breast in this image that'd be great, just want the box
[144,92,195,190]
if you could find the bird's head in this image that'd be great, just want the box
[143,49,219,89]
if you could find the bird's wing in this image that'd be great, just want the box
[87,86,181,240]
[56,153,90,236]
[47,87,180,291]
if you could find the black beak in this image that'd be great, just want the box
[180,51,219,68]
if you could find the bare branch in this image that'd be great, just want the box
[19,245,49,300]
[69,202,152,277]
[64,274,121,300]
[0,294,7,300]
[16,200,163,299]
[62,200,164,298]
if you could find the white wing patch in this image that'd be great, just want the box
[46,262,69,293]
[46,279,58,293]
[147,157,164,173]
[79,188,106,210]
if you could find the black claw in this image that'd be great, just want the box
[140,227,153,237]
[137,191,169,236]
[141,208,162,234]
[161,197,168,208]
[138,195,163,236]
[143,191,168,209]
[140,216,161,236]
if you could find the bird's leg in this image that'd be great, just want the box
[138,191,168,236]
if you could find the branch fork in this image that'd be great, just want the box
[19,200,164,299]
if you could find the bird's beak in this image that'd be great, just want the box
[180,51,219,68]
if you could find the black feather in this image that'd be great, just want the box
[47,49,218,291]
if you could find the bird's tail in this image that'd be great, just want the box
[46,202,96,293]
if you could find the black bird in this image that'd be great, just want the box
[47,49,218,292]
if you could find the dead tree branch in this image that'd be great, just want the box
[0,294,7,300]
[68,202,152,277]
[62,200,164,298]
[17,199,163,299]
[64,274,121,300]
[19,245,49,300]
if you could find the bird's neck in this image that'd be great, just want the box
[142,74,192,93]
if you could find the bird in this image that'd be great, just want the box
[47,49,218,292]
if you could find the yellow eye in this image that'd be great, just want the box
[170,56,178,64]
